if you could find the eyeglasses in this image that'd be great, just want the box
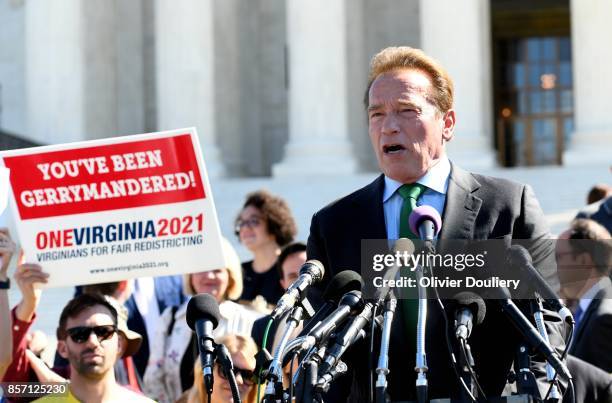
[65,325,117,344]
[218,366,255,386]
[234,217,262,234]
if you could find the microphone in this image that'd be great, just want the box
[186,293,222,396]
[373,238,415,302]
[299,270,363,337]
[271,260,325,320]
[318,301,376,376]
[409,205,442,242]
[451,292,486,340]
[487,285,572,382]
[507,245,574,325]
[300,290,365,353]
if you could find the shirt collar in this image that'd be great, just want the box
[382,156,451,202]
[579,276,607,312]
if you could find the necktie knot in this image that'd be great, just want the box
[398,183,426,200]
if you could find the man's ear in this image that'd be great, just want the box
[57,340,69,359]
[442,109,456,142]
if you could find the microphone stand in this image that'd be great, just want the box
[215,343,242,403]
[532,299,561,402]
[414,239,436,403]
[375,294,396,403]
[514,342,540,399]
[265,305,305,402]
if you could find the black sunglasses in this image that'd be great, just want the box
[218,367,255,385]
[66,325,117,344]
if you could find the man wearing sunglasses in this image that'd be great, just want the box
[34,293,153,402]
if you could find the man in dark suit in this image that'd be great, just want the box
[557,219,612,373]
[307,46,566,401]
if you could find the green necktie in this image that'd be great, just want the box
[397,183,427,350]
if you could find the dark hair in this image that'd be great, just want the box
[57,293,118,340]
[276,242,307,277]
[236,190,297,246]
[567,219,612,275]
[82,282,120,297]
[586,184,611,204]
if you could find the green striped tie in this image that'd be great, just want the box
[397,183,427,348]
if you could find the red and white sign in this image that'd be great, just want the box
[0,128,225,287]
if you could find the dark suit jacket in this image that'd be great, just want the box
[566,355,612,403]
[569,277,612,373]
[307,163,565,401]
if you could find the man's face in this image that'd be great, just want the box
[57,305,121,380]
[280,251,307,290]
[368,68,455,183]
[555,232,596,300]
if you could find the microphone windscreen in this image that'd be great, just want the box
[186,293,221,330]
[451,291,487,324]
[409,205,442,236]
[299,259,325,281]
[323,270,363,302]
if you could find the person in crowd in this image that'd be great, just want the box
[251,242,306,352]
[576,194,612,234]
[4,269,147,397]
[235,190,297,305]
[73,272,186,380]
[181,334,258,403]
[81,282,144,391]
[0,228,16,379]
[33,293,153,402]
[124,274,186,379]
[143,238,262,403]
[306,46,565,401]
[556,218,612,372]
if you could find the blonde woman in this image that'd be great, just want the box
[182,334,258,403]
[143,238,263,403]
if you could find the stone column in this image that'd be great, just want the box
[155,0,224,177]
[273,0,358,176]
[565,0,612,166]
[25,0,147,144]
[419,0,495,170]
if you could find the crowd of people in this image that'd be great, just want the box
[0,45,610,403]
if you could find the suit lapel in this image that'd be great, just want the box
[353,174,388,240]
[572,279,612,346]
[439,163,482,240]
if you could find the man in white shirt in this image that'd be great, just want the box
[556,218,612,372]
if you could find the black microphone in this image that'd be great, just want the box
[451,292,486,340]
[409,205,442,242]
[318,301,375,375]
[507,245,574,324]
[487,285,572,382]
[300,290,365,352]
[186,293,222,396]
[271,260,325,320]
[299,270,363,337]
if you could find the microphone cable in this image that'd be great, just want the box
[429,261,485,402]
[458,337,487,399]
[543,319,574,401]
[257,317,275,403]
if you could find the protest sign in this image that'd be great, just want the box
[0,128,225,287]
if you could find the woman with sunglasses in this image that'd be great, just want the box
[144,238,262,403]
[183,334,258,403]
[235,190,297,305]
